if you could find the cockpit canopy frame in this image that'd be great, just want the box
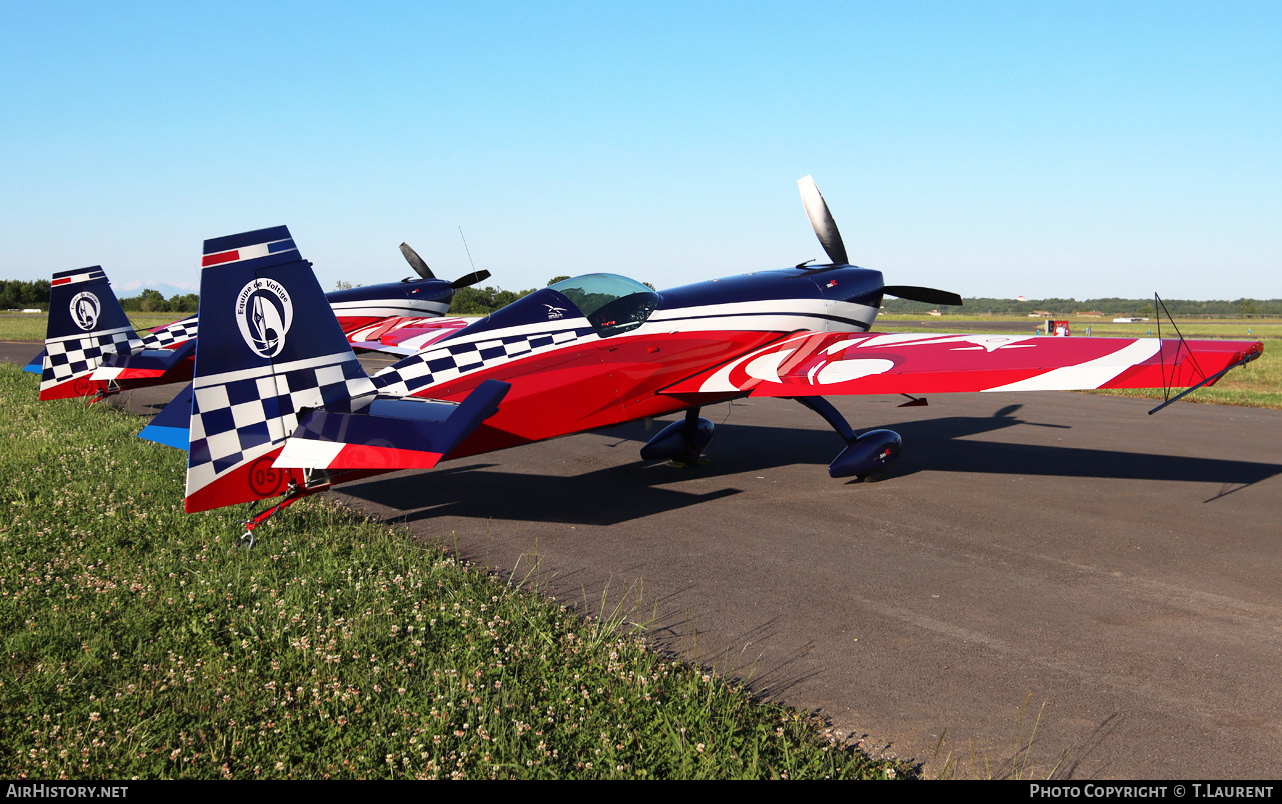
[549,273,660,338]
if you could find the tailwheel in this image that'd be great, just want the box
[238,484,318,548]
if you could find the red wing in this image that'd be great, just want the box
[661,332,1263,398]
[345,315,472,355]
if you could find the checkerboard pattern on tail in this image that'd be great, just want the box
[39,267,144,400]
[182,226,375,512]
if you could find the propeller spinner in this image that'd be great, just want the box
[797,175,962,307]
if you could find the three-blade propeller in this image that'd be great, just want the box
[797,175,962,307]
[399,242,491,288]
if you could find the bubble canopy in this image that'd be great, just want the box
[548,273,660,337]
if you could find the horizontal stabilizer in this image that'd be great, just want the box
[24,349,45,374]
[275,379,509,470]
[92,339,196,382]
[139,383,195,450]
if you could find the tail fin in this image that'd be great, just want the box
[39,267,143,400]
[184,226,375,512]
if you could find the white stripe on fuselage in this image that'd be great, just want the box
[648,298,876,332]
[371,298,877,393]
[329,300,450,317]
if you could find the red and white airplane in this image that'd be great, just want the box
[158,178,1262,539]
[34,243,482,401]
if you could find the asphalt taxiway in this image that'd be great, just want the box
[7,339,1281,778]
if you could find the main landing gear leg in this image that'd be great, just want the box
[640,407,715,467]
[792,396,902,481]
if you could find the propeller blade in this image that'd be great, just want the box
[883,285,964,307]
[399,242,435,280]
[797,175,848,265]
[451,270,491,289]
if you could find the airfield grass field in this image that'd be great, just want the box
[0,364,905,780]
[0,313,182,344]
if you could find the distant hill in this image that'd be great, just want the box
[114,282,198,300]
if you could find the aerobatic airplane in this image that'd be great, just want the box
[34,243,485,401]
[154,177,1262,541]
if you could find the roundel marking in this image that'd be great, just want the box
[235,278,294,358]
[70,292,101,331]
[247,455,290,497]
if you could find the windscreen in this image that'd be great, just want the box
[548,273,660,337]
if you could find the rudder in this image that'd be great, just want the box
[40,267,142,400]
[184,226,375,512]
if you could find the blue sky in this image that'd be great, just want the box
[2,2,1278,300]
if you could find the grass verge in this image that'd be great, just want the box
[0,364,904,780]
[0,314,182,343]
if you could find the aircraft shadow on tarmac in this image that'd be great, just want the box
[340,403,1281,525]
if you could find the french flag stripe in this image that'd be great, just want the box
[201,250,240,267]
[273,439,345,469]
[201,239,297,268]
[50,269,105,286]
[329,443,444,470]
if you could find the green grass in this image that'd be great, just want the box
[0,314,182,343]
[0,364,904,780]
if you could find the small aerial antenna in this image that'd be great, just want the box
[446,227,492,289]
[459,226,478,273]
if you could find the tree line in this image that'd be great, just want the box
[0,279,50,309]
[119,288,199,313]
[0,280,198,313]
[5,275,1277,318]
